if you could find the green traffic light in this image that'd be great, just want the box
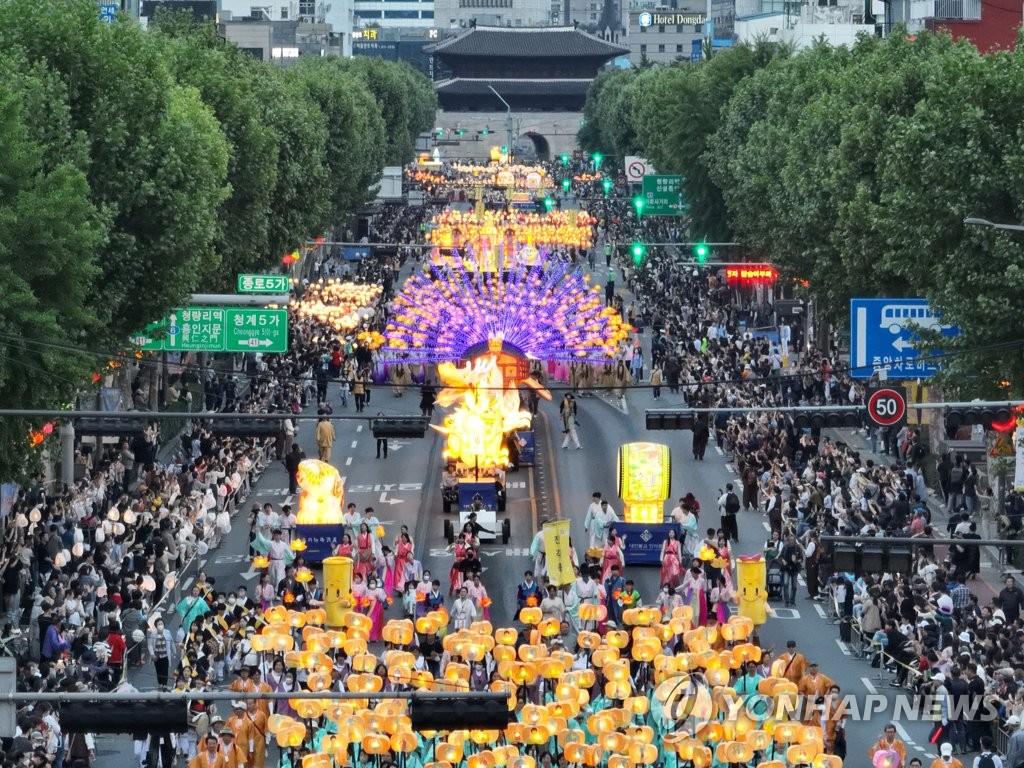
[631,242,646,265]
[694,242,708,264]
[561,178,571,191]
[592,152,603,169]
[544,197,554,211]
[561,153,569,166]
[602,178,612,195]
[633,196,644,215]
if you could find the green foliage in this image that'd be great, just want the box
[0,52,102,481]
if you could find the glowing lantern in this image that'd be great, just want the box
[813,756,843,768]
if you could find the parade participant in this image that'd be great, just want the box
[449,532,470,596]
[604,565,626,627]
[255,573,274,612]
[798,662,836,703]
[869,723,908,768]
[355,522,375,582]
[188,734,225,768]
[660,528,683,589]
[148,616,177,689]
[224,701,256,768]
[584,499,618,551]
[600,533,624,583]
[931,744,964,768]
[681,558,708,627]
[468,574,491,621]
[217,730,246,768]
[335,533,354,558]
[709,575,732,625]
[655,584,682,619]
[779,640,808,683]
[394,529,415,595]
[451,586,475,631]
[365,576,388,641]
[229,666,255,694]
[264,529,292,590]
[540,584,566,623]
[822,685,848,758]
[617,580,641,611]
[516,571,541,611]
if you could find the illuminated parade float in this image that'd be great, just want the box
[615,442,678,565]
[384,248,630,534]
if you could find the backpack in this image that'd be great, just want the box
[977,753,997,768]
[950,466,964,484]
[725,493,740,515]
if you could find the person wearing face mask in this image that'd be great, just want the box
[148,617,177,688]
[365,577,388,641]
[656,584,682,618]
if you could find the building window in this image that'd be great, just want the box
[639,24,645,31]
[299,0,316,12]
[639,43,647,51]
[281,5,289,18]
[421,8,433,15]
[657,24,664,31]
[384,9,420,17]
[676,42,683,51]
[356,10,383,17]
[658,43,665,51]
[694,23,702,31]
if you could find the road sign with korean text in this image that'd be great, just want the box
[641,175,686,216]
[237,274,289,293]
[849,298,959,379]
[225,308,288,353]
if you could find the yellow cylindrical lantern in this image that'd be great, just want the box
[323,556,353,628]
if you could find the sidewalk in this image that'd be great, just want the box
[828,426,1005,605]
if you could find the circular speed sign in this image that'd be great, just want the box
[866,387,907,428]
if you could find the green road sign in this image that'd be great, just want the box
[237,274,289,293]
[130,307,289,353]
[641,175,686,216]
[225,308,288,353]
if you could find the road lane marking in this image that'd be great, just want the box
[351,440,358,448]
[862,677,877,694]
[834,638,851,655]
[715,446,723,456]
[357,425,363,432]
[814,603,827,618]
[346,457,353,466]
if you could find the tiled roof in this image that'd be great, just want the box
[425,26,629,58]
[434,78,594,96]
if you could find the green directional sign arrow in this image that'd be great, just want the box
[225,308,288,353]
[237,274,289,294]
[641,175,686,216]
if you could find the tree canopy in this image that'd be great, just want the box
[580,33,1024,396]
[0,0,436,481]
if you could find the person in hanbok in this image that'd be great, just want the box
[394,530,415,595]
[709,575,733,625]
[585,499,619,551]
[672,497,701,557]
[656,584,683,619]
[354,523,375,582]
[255,572,274,612]
[176,585,211,636]
[351,573,368,620]
[380,545,396,596]
[267,664,298,719]
[450,586,475,631]
[342,503,362,541]
[660,528,683,589]
[252,529,294,590]
[681,558,709,627]
[448,532,469,596]
[600,533,624,583]
[716,534,734,592]
[335,533,353,559]
[402,581,418,620]
[468,574,491,621]
[529,527,546,578]
[571,568,601,631]
[415,572,433,619]
[365,576,388,642]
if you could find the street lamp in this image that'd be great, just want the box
[963,216,1024,233]
[487,85,514,162]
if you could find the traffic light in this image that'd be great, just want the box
[60,701,188,734]
[602,178,613,196]
[456,128,466,136]
[944,405,1014,431]
[543,197,554,212]
[370,416,431,439]
[561,153,569,166]
[633,196,644,216]
[694,242,709,264]
[592,152,603,169]
[561,178,571,192]
[790,409,862,429]
[479,127,489,136]
[501,145,508,155]
[436,127,444,138]
[646,410,696,430]
[630,242,647,265]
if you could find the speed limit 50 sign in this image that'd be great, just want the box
[866,386,907,428]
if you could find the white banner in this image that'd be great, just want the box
[1014,421,1024,492]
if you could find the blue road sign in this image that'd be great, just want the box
[99,4,117,22]
[849,298,959,379]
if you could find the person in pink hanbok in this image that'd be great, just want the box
[709,575,733,626]
[351,573,368,620]
[681,557,709,626]
[365,576,388,641]
[354,523,375,582]
[394,530,415,595]
[468,573,491,621]
[335,533,353,559]
[600,533,624,583]
[449,533,469,596]
[660,528,683,590]
[380,546,396,597]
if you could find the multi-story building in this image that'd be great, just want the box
[626,8,705,64]
[354,0,436,29]
[434,0,553,28]
[893,0,1014,51]
[733,0,879,48]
